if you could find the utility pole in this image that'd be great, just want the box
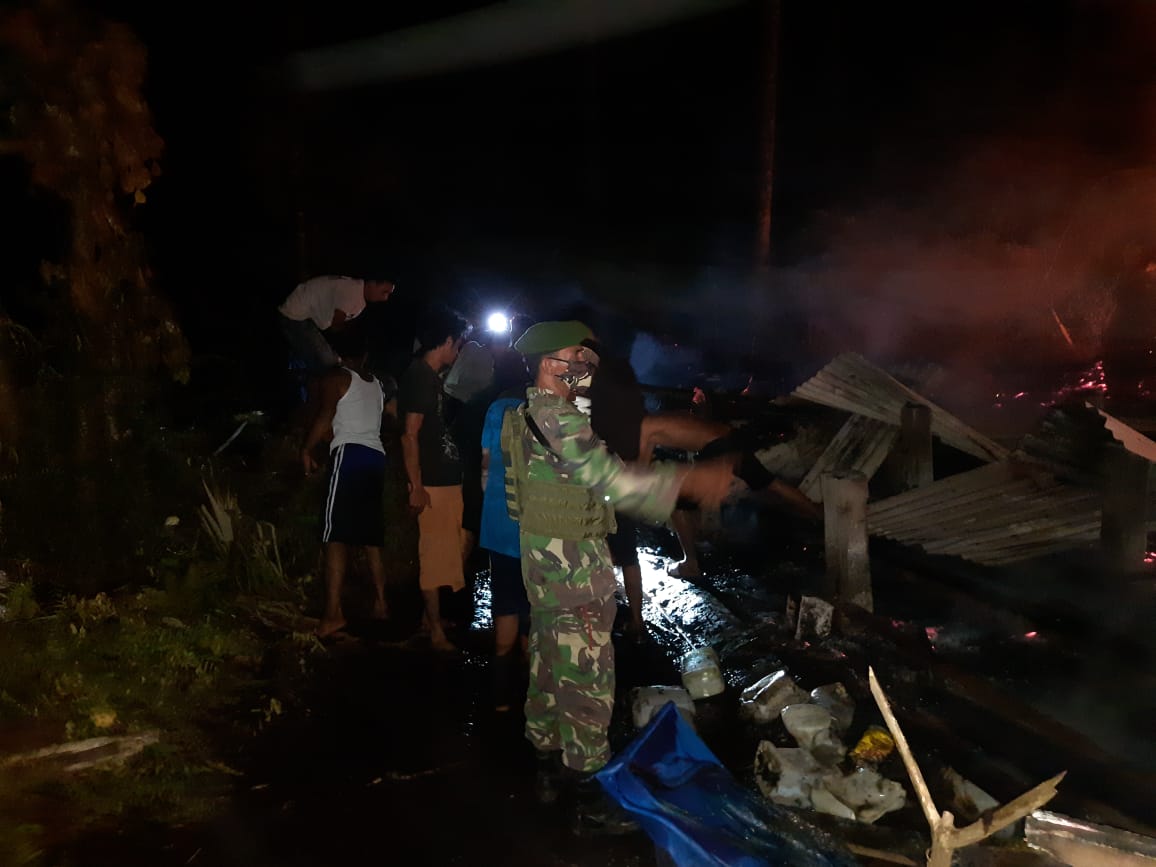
[289,0,309,280]
[754,0,781,271]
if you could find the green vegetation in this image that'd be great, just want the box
[0,449,329,866]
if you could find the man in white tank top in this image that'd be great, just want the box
[301,325,392,638]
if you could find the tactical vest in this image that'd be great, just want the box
[500,403,616,540]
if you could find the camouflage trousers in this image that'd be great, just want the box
[524,594,617,773]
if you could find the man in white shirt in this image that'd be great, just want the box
[278,275,395,423]
[278,275,395,370]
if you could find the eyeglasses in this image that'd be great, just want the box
[544,350,595,365]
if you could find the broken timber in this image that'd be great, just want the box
[868,667,1065,867]
[821,471,872,610]
[786,356,1156,567]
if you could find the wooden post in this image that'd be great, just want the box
[868,668,1065,867]
[894,403,933,491]
[821,470,872,611]
[1100,448,1149,572]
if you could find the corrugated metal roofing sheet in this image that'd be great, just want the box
[867,460,1120,566]
[792,353,1009,463]
[799,414,897,502]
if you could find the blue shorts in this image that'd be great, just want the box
[490,551,530,622]
[606,512,640,568]
[321,443,386,546]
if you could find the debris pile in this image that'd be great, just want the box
[750,670,908,825]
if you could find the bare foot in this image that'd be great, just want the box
[316,616,348,639]
[430,633,458,653]
[371,597,388,620]
[667,561,702,578]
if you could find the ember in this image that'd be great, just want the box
[1055,359,1109,401]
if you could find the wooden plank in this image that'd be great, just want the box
[822,471,872,610]
[893,403,933,491]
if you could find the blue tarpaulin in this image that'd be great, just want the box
[596,703,859,867]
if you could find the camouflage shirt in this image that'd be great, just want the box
[518,387,684,610]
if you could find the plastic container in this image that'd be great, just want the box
[739,670,808,723]
[781,703,846,765]
[809,683,855,733]
[631,685,697,729]
[679,647,725,699]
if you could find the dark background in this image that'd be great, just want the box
[10,0,1156,389]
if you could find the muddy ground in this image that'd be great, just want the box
[11,355,1156,867]
[42,488,1156,866]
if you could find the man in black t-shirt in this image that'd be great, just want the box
[399,307,470,652]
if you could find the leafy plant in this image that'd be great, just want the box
[5,582,40,621]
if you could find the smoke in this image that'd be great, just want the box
[759,0,1156,377]
[778,160,1141,354]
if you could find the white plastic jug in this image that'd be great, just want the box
[679,646,725,699]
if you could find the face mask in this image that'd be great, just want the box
[572,368,595,415]
[554,359,591,388]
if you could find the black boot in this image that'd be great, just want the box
[571,775,639,836]
[534,749,565,804]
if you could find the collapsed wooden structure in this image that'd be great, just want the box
[775,353,1155,576]
[643,354,1156,863]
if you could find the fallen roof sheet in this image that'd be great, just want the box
[792,353,1009,464]
[799,414,898,503]
[866,459,1156,566]
[1092,403,1156,464]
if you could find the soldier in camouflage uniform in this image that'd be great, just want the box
[502,320,732,834]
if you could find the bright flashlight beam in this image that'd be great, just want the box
[486,312,511,334]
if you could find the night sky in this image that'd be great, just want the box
[17,0,1156,385]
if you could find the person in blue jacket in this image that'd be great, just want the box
[478,354,532,711]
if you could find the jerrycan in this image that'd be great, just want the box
[679,646,725,699]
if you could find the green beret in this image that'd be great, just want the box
[513,320,594,355]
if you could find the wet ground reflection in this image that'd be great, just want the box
[635,550,742,652]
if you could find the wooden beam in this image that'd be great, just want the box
[893,403,933,491]
[822,470,872,610]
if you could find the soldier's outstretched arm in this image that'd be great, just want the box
[537,403,684,524]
